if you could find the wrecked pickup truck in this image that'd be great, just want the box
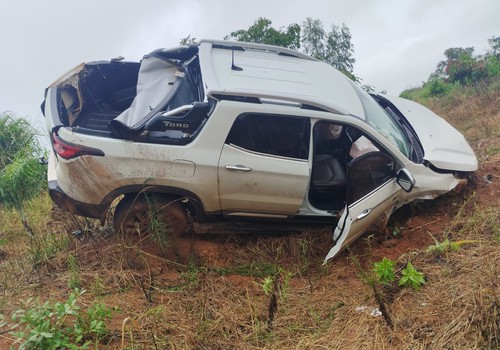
[42,40,477,261]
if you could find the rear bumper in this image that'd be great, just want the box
[48,180,107,219]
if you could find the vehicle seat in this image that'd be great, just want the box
[311,154,347,188]
[310,154,347,210]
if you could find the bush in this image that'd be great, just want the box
[423,78,452,97]
[485,55,500,78]
[0,113,40,168]
[1,289,112,349]
[0,113,46,233]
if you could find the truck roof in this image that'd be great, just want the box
[198,40,366,119]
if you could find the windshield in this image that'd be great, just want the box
[348,81,411,158]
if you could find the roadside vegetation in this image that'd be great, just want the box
[0,34,498,349]
[0,113,46,235]
[401,36,499,101]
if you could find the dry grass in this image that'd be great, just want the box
[1,86,499,349]
[2,191,498,349]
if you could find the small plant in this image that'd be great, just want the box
[89,276,106,297]
[426,238,461,254]
[4,289,112,349]
[373,257,396,284]
[145,196,171,254]
[256,267,292,329]
[426,238,478,255]
[180,264,202,289]
[399,262,426,291]
[391,227,401,237]
[258,268,292,302]
[166,264,204,292]
[298,238,310,274]
[28,231,70,268]
[67,254,81,289]
[350,253,393,328]
[214,262,278,278]
[260,276,274,296]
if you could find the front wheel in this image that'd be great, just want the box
[113,194,189,237]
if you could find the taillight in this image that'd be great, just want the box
[52,132,105,159]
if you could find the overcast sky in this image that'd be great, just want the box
[0,0,498,133]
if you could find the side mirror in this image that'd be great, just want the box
[396,168,415,192]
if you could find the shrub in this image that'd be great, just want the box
[0,112,46,234]
[423,78,451,97]
[1,289,112,349]
[485,55,500,78]
[0,113,39,169]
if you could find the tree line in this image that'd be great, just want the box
[181,17,357,80]
[403,36,499,98]
[182,18,498,98]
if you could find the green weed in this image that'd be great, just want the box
[298,238,310,274]
[257,267,292,302]
[399,262,426,291]
[391,226,402,237]
[89,276,106,297]
[164,264,204,292]
[214,262,278,278]
[350,253,393,327]
[373,257,396,284]
[2,289,112,349]
[67,254,81,289]
[426,238,461,255]
[28,231,71,268]
[256,267,292,329]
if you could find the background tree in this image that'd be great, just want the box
[302,18,356,78]
[428,43,500,86]
[401,35,499,99]
[484,36,500,78]
[487,36,500,58]
[223,17,356,80]
[179,35,198,46]
[300,18,325,59]
[442,47,484,84]
[224,17,301,50]
[0,112,46,235]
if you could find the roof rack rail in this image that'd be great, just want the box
[200,39,315,61]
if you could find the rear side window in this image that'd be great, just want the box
[226,114,310,160]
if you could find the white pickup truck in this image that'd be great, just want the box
[43,40,477,261]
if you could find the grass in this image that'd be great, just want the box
[0,85,499,348]
[2,289,112,349]
[1,189,499,349]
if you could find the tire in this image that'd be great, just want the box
[113,194,189,237]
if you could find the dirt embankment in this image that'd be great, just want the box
[1,91,499,349]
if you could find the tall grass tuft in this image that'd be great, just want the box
[0,112,47,235]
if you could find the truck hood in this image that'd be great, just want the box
[382,95,477,172]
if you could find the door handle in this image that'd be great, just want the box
[356,208,371,220]
[225,165,253,172]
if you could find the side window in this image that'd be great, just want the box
[347,151,399,203]
[226,114,310,160]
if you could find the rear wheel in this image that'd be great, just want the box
[113,194,189,237]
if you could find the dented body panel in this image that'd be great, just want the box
[382,95,477,172]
